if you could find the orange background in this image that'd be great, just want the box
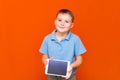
[0,0,120,80]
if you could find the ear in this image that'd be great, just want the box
[70,23,74,28]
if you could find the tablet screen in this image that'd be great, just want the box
[45,59,70,77]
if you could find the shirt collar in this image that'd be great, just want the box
[51,30,72,41]
[51,30,57,40]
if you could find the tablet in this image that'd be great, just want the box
[45,59,70,77]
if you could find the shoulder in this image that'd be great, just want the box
[43,33,52,41]
[70,32,80,40]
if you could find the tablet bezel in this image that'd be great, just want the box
[45,59,70,77]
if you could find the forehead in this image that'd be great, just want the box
[56,13,72,20]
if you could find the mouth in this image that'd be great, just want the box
[59,26,65,29]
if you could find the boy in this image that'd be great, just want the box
[39,9,86,80]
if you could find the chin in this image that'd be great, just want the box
[56,28,67,33]
[58,30,67,33]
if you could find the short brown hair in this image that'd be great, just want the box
[56,9,74,22]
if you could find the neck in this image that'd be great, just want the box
[55,31,69,41]
[56,31,68,37]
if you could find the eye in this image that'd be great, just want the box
[65,21,69,23]
[58,19,62,22]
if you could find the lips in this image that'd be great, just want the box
[59,26,65,29]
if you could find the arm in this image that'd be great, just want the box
[42,54,49,66]
[68,55,83,73]
[71,55,83,69]
[64,55,83,79]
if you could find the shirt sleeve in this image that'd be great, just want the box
[74,36,87,56]
[39,37,48,55]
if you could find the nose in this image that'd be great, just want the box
[60,21,65,26]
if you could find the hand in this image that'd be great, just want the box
[44,57,54,66]
[62,66,73,79]
[43,59,48,67]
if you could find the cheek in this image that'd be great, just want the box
[55,21,60,26]
[66,24,72,27]
[65,26,71,30]
[54,20,59,26]
[66,24,72,29]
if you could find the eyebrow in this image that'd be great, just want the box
[56,18,72,22]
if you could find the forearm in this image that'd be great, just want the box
[71,55,83,68]
[66,55,83,79]
[42,54,49,66]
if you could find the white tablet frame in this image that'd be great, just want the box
[45,59,70,77]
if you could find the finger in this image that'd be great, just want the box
[68,66,73,73]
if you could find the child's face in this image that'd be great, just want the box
[55,13,73,33]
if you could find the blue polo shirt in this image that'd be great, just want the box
[39,30,86,73]
[40,30,86,62]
